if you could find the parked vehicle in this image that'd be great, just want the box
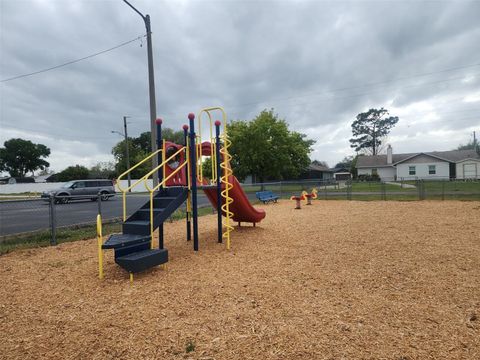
[41,179,116,204]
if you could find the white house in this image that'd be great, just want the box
[356,145,480,181]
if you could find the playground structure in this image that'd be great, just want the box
[302,188,318,205]
[97,107,266,280]
[290,188,318,209]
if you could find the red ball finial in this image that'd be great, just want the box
[214,120,221,127]
[188,113,195,120]
[182,124,189,130]
[155,118,163,125]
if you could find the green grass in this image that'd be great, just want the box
[403,180,480,192]
[0,222,122,255]
[0,205,216,255]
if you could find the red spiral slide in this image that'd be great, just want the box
[202,175,266,224]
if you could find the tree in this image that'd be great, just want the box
[112,128,185,178]
[0,138,50,177]
[350,108,399,155]
[457,138,479,153]
[228,109,315,182]
[89,162,116,179]
[311,160,329,168]
[201,157,213,180]
[350,155,359,178]
[334,156,354,169]
[56,165,90,182]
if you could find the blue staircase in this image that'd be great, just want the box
[102,186,188,274]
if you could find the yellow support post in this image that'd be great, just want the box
[196,135,202,182]
[150,191,154,247]
[96,214,104,280]
[130,273,133,283]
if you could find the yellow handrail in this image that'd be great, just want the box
[116,148,162,193]
[117,148,163,221]
[145,160,189,242]
[143,146,187,192]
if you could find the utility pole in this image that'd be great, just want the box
[122,0,158,185]
[112,116,132,192]
[123,116,131,191]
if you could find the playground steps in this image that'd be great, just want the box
[116,248,168,273]
[103,186,188,274]
[122,187,188,236]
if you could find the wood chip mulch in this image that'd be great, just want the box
[1,200,479,359]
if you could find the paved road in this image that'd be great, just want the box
[0,194,218,236]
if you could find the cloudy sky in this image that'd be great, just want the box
[1,0,479,174]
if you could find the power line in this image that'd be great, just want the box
[1,35,146,83]
[227,62,480,110]
[228,73,480,120]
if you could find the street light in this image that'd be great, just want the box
[111,116,131,191]
[122,0,158,186]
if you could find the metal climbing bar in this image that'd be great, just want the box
[197,107,233,249]
[197,109,217,183]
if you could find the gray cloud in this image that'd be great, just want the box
[1,0,479,172]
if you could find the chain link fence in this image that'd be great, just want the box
[0,191,214,247]
[0,193,140,247]
[240,178,480,201]
[1,179,478,248]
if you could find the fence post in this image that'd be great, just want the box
[441,180,445,201]
[347,180,352,200]
[49,195,57,245]
[381,182,386,200]
[97,192,102,216]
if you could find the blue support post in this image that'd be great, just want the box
[188,113,199,251]
[215,120,222,243]
[156,118,163,186]
[155,118,164,249]
[183,124,191,241]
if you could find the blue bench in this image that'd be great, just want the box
[256,190,279,204]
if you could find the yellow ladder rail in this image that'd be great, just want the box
[198,106,233,249]
[197,109,219,183]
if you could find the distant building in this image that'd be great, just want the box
[0,177,36,184]
[356,145,480,181]
[302,163,334,180]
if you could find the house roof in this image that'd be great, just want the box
[308,163,333,172]
[331,166,350,172]
[356,149,479,168]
